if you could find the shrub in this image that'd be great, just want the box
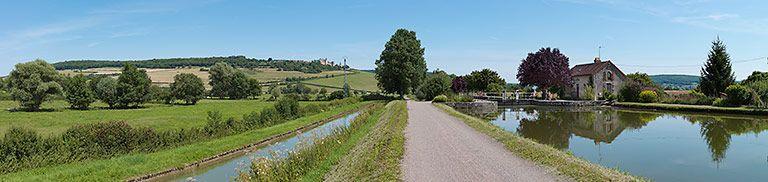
[432,95,448,102]
[619,72,659,102]
[600,89,615,101]
[204,111,228,136]
[582,85,595,100]
[361,93,398,101]
[329,90,346,100]
[712,98,728,107]
[746,80,768,107]
[275,96,300,120]
[61,121,148,158]
[724,84,752,106]
[63,74,96,110]
[638,90,658,103]
[301,103,323,115]
[415,71,451,101]
[258,107,282,126]
[0,90,10,101]
[661,90,714,105]
[148,85,173,104]
[1,128,43,161]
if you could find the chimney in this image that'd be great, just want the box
[594,57,601,64]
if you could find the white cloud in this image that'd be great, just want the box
[87,42,101,47]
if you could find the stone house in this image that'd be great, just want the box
[570,58,627,99]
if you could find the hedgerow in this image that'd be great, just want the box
[0,97,361,174]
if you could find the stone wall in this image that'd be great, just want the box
[444,101,498,115]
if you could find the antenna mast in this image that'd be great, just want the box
[598,45,602,59]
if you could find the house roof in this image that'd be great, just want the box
[570,60,626,79]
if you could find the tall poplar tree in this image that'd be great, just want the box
[699,37,735,97]
[375,29,427,97]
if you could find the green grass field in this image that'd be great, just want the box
[0,102,368,181]
[0,100,326,136]
[243,68,347,82]
[302,71,379,92]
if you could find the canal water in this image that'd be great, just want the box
[491,106,768,181]
[167,112,360,181]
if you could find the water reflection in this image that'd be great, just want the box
[686,115,768,163]
[493,106,768,164]
[501,107,660,150]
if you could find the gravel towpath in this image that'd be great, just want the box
[401,101,564,182]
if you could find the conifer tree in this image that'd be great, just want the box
[699,37,735,97]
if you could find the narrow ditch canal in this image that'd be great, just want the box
[161,112,360,181]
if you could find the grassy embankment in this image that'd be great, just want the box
[0,102,369,181]
[238,100,407,181]
[238,102,385,181]
[298,103,386,181]
[302,71,379,92]
[0,100,332,136]
[434,103,645,182]
[324,100,407,181]
[614,102,768,116]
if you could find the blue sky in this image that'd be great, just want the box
[1,0,767,81]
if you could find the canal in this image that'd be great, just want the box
[163,112,360,181]
[491,106,768,181]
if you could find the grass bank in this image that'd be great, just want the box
[299,103,385,181]
[0,99,329,136]
[434,103,644,182]
[0,102,368,181]
[239,102,385,181]
[614,102,768,116]
[324,100,407,181]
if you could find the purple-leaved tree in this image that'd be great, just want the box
[451,76,467,93]
[516,47,572,92]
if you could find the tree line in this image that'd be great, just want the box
[2,60,271,111]
[372,28,767,107]
[53,55,344,74]
[373,28,508,101]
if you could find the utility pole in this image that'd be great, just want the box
[343,58,349,97]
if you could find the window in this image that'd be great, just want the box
[606,83,614,93]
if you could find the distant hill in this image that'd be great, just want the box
[53,55,344,73]
[650,74,700,90]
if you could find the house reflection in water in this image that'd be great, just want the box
[501,106,658,150]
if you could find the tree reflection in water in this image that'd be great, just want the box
[507,106,768,163]
[513,106,660,150]
[685,115,768,163]
[500,107,768,163]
